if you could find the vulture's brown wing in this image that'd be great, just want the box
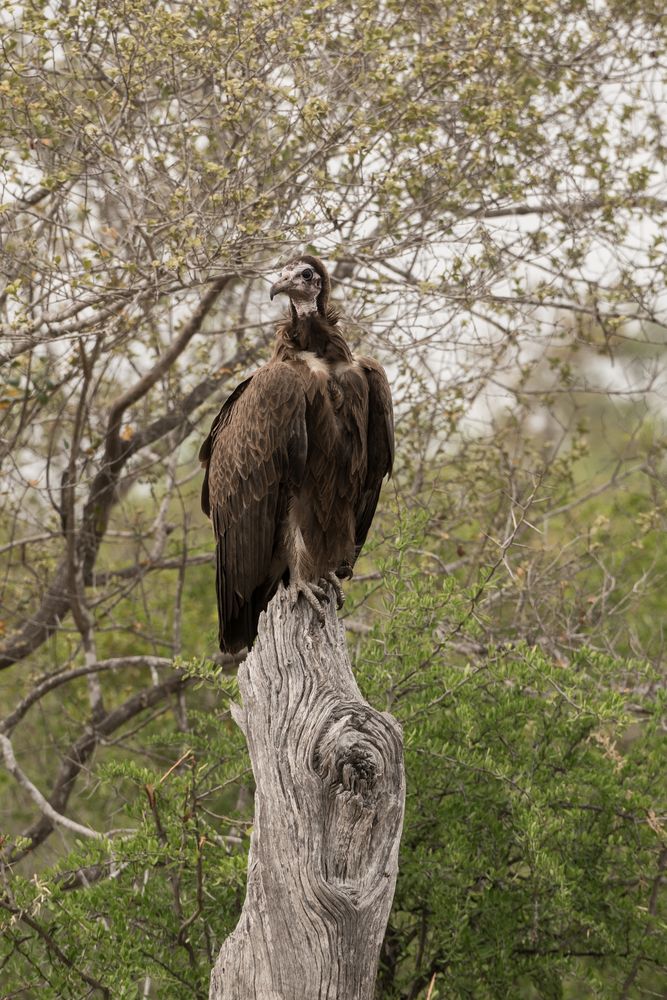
[199,363,307,651]
[354,356,394,559]
[199,374,255,518]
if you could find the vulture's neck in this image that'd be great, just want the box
[272,310,353,365]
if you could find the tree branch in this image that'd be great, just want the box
[105,274,232,452]
[0,294,235,673]
[4,671,190,863]
[0,734,104,842]
[0,899,111,998]
[210,587,405,999]
[0,656,175,736]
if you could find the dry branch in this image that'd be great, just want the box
[0,733,104,842]
[209,587,405,1000]
[4,670,190,864]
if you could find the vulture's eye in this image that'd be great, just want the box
[302,268,314,281]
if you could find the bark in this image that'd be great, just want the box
[210,587,405,1000]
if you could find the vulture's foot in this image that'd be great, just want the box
[287,579,329,624]
[321,571,345,609]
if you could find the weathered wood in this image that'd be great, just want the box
[209,586,405,1000]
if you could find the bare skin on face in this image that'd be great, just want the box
[270,260,322,317]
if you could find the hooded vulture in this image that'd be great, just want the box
[199,255,394,653]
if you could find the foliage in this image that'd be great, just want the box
[363,516,667,998]
[2,513,666,998]
[2,671,250,999]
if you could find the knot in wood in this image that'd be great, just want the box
[339,741,377,796]
[312,707,384,803]
[329,735,379,800]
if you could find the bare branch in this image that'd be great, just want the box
[0,656,174,736]
[105,274,232,453]
[4,671,190,863]
[0,364,234,671]
[0,734,104,842]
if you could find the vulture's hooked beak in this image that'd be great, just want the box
[269,278,291,301]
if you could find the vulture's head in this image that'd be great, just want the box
[270,254,330,316]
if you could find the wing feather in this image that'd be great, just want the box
[201,362,307,651]
[354,356,394,558]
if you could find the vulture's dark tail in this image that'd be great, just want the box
[216,539,281,654]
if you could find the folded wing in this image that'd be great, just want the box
[354,357,395,559]
[199,363,308,652]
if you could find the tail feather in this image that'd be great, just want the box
[216,537,282,654]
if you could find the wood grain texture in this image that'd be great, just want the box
[209,587,405,1000]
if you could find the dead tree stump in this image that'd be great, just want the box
[209,586,405,1000]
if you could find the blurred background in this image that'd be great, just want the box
[1,1,666,996]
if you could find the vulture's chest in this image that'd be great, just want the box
[295,351,369,495]
[297,350,367,421]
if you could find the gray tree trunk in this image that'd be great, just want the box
[209,587,405,1000]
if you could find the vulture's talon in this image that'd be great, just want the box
[287,580,328,623]
[322,572,345,609]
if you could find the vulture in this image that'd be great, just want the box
[199,255,394,653]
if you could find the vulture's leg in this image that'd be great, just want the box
[285,579,329,623]
[321,571,345,609]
